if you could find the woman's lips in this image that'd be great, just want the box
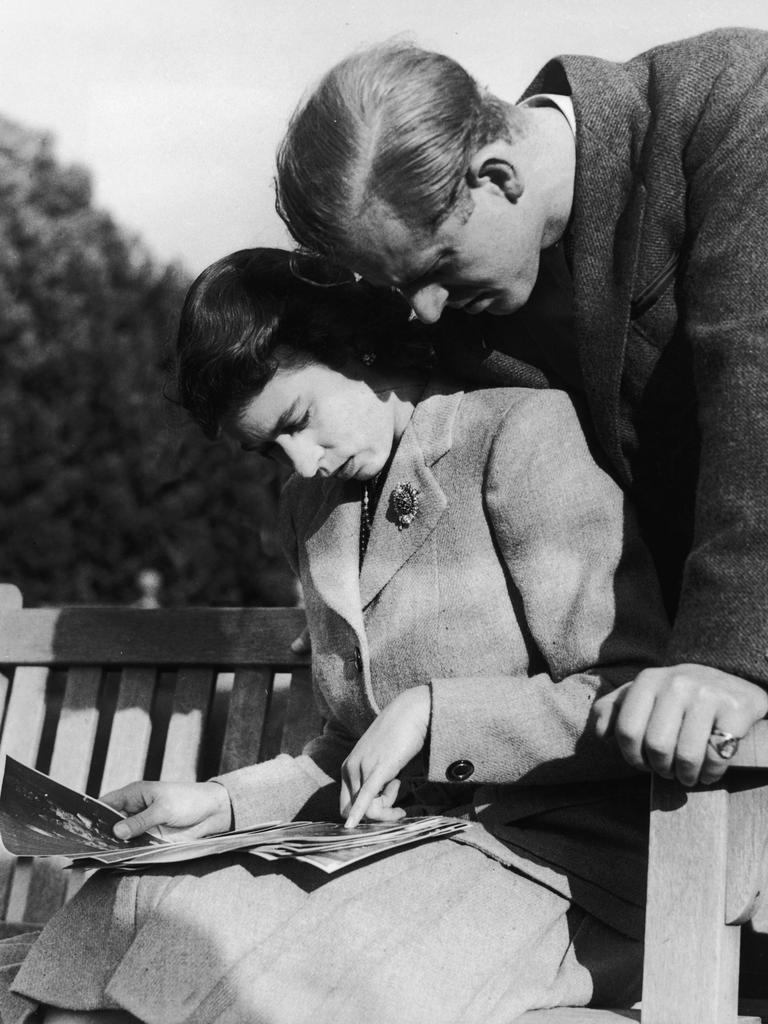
[333,457,355,480]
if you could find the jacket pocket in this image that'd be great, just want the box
[630,250,680,320]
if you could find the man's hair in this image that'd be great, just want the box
[275,42,516,259]
[173,248,432,439]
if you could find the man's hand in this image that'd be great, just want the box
[591,664,768,786]
[101,780,233,842]
[340,685,431,828]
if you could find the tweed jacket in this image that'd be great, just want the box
[218,382,669,938]
[440,29,768,688]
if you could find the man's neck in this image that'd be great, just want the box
[517,104,576,248]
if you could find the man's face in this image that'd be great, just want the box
[347,183,543,324]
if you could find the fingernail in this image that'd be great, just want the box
[114,823,130,841]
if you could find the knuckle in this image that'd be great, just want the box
[643,740,668,760]
[667,673,695,698]
[634,668,662,689]
[674,752,700,774]
[613,723,640,747]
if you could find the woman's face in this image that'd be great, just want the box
[224,359,400,480]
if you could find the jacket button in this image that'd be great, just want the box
[354,648,363,672]
[446,759,474,782]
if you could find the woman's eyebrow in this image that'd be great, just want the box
[239,397,304,455]
[273,398,304,434]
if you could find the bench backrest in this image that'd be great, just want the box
[0,585,315,924]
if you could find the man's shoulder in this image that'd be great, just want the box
[630,27,768,67]
[529,28,768,106]
[561,27,768,75]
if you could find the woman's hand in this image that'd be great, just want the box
[101,780,233,842]
[340,685,431,828]
[591,663,768,786]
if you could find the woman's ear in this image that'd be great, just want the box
[467,143,524,203]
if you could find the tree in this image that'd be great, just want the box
[0,114,296,607]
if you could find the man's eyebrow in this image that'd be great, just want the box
[397,250,450,290]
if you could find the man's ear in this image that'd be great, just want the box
[467,143,523,203]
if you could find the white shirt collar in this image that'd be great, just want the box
[519,93,576,136]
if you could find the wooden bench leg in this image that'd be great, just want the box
[641,779,755,1024]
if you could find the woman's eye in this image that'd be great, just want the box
[289,411,310,434]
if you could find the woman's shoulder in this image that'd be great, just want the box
[452,382,580,434]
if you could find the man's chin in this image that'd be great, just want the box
[481,295,525,316]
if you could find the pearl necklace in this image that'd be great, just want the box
[359,475,380,566]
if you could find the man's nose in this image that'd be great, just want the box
[404,284,449,324]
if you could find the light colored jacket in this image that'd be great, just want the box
[218,382,669,937]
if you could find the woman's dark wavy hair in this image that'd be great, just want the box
[174,248,434,439]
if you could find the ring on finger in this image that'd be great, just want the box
[708,728,741,760]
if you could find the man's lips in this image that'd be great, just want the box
[450,292,492,314]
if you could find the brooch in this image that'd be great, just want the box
[389,482,420,531]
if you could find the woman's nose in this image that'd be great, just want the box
[404,284,449,324]
[279,437,320,478]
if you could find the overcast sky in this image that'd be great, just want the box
[3,0,768,276]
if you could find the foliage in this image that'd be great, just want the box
[0,114,296,607]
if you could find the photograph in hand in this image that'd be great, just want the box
[0,755,165,857]
[0,757,467,874]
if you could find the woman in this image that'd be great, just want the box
[0,249,669,1024]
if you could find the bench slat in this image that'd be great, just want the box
[2,860,33,925]
[32,666,105,923]
[219,668,273,774]
[49,667,102,789]
[0,666,50,919]
[100,668,157,792]
[160,669,214,782]
[0,667,48,767]
[281,666,322,757]
[0,607,307,666]
[730,720,768,769]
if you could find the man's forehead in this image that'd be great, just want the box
[347,203,446,287]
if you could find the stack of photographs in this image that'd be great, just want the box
[0,756,468,874]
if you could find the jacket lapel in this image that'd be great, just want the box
[358,385,460,609]
[304,479,365,633]
[523,56,649,484]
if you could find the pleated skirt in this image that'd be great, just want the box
[0,835,642,1024]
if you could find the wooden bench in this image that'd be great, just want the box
[0,584,319,926]
[0,582,766,1024]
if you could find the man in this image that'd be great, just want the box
[274,29,768,786]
